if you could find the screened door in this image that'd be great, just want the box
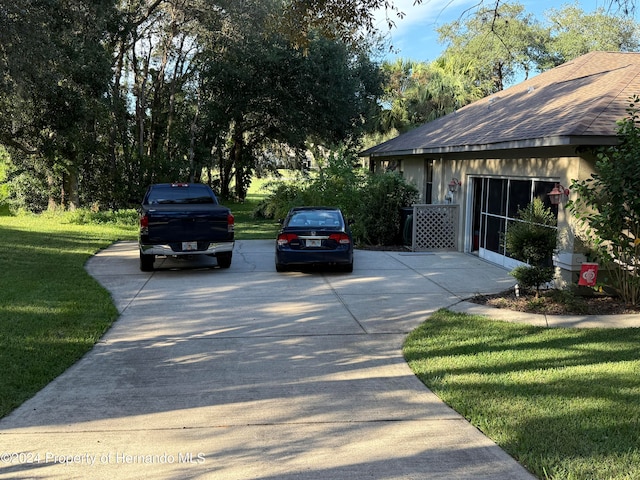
[470,177,558,268]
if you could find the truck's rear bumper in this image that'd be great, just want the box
[140,241,234,256]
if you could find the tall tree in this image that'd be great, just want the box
[374,58,482,136]
[281,0,423,48]
[197,11,384,199]
[539,3,640,69]
[115,0,202,189]
[0,0,118,209]
[437,2,547,93]
[95,0,386,205]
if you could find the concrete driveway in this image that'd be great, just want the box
[0,240,534,479]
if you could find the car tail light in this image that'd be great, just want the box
[329,233,351,244]
[277,233,299,246]
[227,213,235,233]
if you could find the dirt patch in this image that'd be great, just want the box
[470,289,640,315]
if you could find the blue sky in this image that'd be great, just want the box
[374,0,625,63]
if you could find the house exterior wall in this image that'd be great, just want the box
[400,160,426,202]
[374,147,598,287]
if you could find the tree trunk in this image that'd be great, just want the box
[47,173,57,210]
[188,90,200,182]
[62,169,80,210]
[219,148,232,199]
[232,129,244,200]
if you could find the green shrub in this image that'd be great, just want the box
[252,151,419,246]
[569,95,640,305]
[6,171,50,213]
[253,182,306,220]
[354,172,418,245]
[506,198,557,295]
[253,151,364,221]
[40,208,139,227]
[505,198,557,266]
[511,265,555,296]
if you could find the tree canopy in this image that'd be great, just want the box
[1,0,638,210]
[0,0,386,209]
[542,3,640,68]
[372,58,483,137]
[437,2,547,93]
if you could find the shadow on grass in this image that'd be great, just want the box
[404,310,640,479]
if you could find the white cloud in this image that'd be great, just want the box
[371,0,486,61]
[373,0,480,37]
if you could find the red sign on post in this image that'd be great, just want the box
[578,262,599,287]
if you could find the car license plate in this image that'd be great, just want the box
[306,239,321,247]
[182,241,198,251]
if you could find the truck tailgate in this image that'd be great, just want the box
[146,205,232,244]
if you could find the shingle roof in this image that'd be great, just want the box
[362,51,640,157]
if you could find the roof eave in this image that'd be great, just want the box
[361,135,619,158]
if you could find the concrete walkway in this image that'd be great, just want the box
[452,300,640,329]
[1,239,564,479]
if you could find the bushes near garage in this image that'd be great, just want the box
[254,151,418,246]
[355,172,419,246]
[505,198,557,295]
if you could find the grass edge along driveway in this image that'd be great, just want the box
[0,215,136,418]
[404,309,640,480]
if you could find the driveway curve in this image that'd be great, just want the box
[0,240,534,479]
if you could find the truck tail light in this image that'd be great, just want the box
[227,213,235,233]
[277,233,298,246]
[140,214,149,234]
[329,233,351,244]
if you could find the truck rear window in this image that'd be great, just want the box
[146,185,217,204]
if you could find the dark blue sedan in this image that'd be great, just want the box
[275,207,354,273]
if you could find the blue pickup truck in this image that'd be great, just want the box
[138,183,234,271]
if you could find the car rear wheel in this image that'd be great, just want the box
[341,262,353,273]
[140,252,155,272]
[217,252,232,268]
[275,263,287,272]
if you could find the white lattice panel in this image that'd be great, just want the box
[412,205,459,251]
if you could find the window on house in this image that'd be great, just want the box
[424,159,433,204]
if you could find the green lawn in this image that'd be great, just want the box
[0,214,137,417]
[404,309,640,480]
[226,192,280,239]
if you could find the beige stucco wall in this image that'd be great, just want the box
[398,159,428,202]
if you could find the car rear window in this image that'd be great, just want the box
[288,210,343,227]
[146,185,217,204]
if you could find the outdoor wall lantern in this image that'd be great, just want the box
[448,178,462,193]
[548,183,570,205]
